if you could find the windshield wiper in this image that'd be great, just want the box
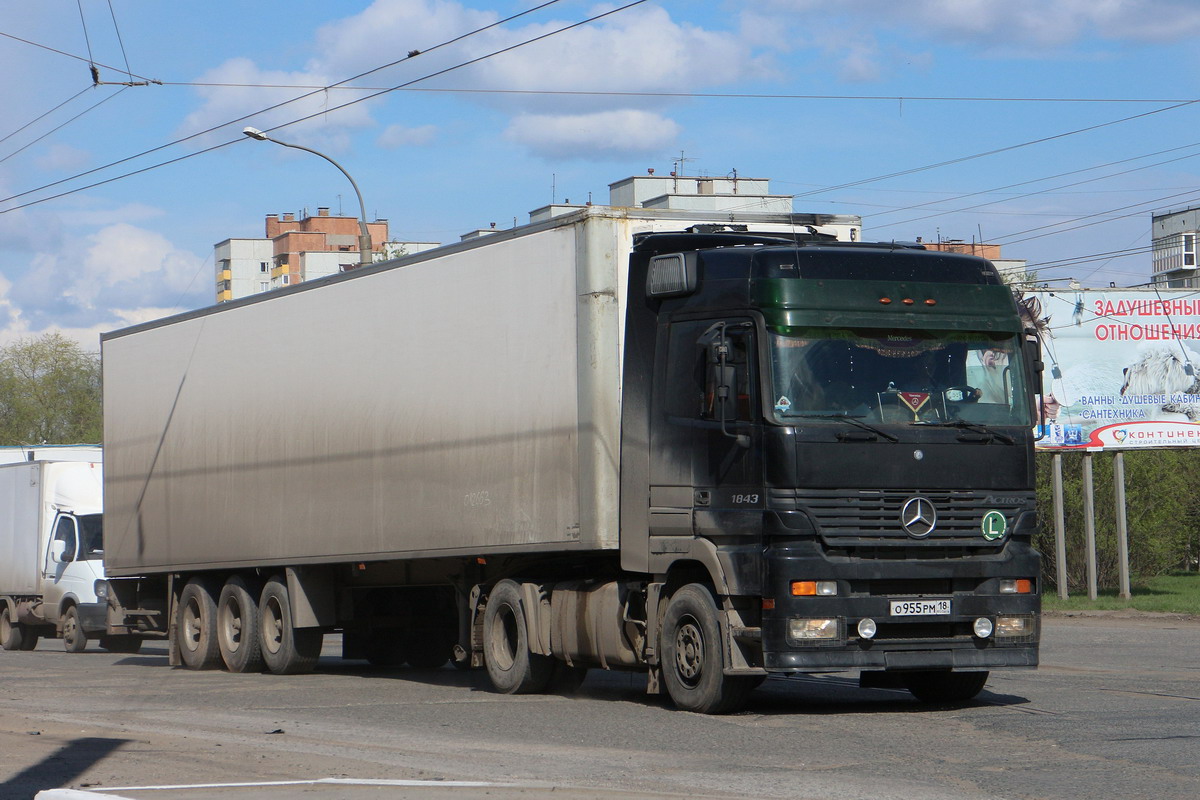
[792,413,899,443]
[918,418,1016,445]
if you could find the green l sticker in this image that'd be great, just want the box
[981,511,1007,541]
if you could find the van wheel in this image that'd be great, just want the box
[258,576,321,675]
[660,584,753,714]
[483,580,553,694]
[218,575,264,673]
[904,671,989,704]
[178,578,222,669]
[62,606,87,653]
[1,606,23,651]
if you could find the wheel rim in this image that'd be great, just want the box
[182,597,203,653]
[488,604,518,671]
[261,596,284,655]
[64,612,78,647]
[219,598,243,654]
[674,615,704,687]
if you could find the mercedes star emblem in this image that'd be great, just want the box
[900,496,937,538]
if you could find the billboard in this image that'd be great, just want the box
[1024,288,1200,450]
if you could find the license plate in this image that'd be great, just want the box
[890,598,951,616]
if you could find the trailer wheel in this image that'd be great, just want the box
[62,605,88,653]
[218,575,264,673]
[178,578,222,669]
[903,670,989,705]
[482,579,553,694]
[660,584,753,714]
[1,606,23,651]
[258,576,321,675]
[402,629,453,670]
[100,636,142,654]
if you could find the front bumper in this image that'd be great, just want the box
[762,537,1041,673]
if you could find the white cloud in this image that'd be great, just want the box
[761,0,1200,46]
[377,123,438,148]
[505,110,680,160]
[179,2,769,159]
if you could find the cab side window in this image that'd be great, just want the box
[53,516,78,561]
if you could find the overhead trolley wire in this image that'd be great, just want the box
[0,86,128,165]
[0,0,571,211]
[0,0,647,215]
[0,85,92,147]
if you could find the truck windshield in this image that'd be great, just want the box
[78,513,104,561]
[768,327,1031,427]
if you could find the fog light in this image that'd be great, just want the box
[789,618,839,641]
[973,617,994,639]
[791,580,838,596]
[995,615,1031,637]
[857,618,877,639]
[999,579,1034,594]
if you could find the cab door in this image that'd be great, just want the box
[41,514,79,621]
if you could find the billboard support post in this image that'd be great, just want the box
[1114,451,1131,600]
[1083,453,1098,600]
[1053,453,1068,599]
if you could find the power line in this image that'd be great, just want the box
[0,0,573,210]
[0,86,127,165]
[791,99,1200,199]
[0,30,159,83]
[0,86,91,147]
[0,1,648,215]
[105,0,135,81]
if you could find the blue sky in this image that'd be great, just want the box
[5,0,1200,348]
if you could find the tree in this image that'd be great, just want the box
[0,332,102,446]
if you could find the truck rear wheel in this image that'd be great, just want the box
[258,576,321,675]
[178,578,222,669]
[1,606,23,651]
[218,575,264,673]
[62,605,87,653]
[483,579,553,694]
[904,670,989,704]
[660,584,754,714]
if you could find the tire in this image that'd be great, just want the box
[402,629,453,670]
[218,575,264,673]
[62,606,87,653]
[258,576,321,675]
[178,578,222,669]
[482,579,554,694]
[100,636,143,654]
[1,606,23,651]
[660,584,754,714]
[17,625,40,651]
[547,662,589,694]
[904,670,989,704]
[365,634,405,667]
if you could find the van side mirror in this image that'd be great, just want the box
[50,539,71,564]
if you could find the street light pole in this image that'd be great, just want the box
[243,127,373,267]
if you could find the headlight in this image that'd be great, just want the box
[788,618,839,642]
[94,580,110,601]
[995,615,1033,638]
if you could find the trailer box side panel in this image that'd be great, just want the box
[103,223,622,575]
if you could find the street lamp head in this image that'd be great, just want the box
[243,126,268,141]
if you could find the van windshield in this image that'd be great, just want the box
[768,327,1031,427]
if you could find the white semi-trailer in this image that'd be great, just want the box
[0,452,136,653]
[100,188,1040,713]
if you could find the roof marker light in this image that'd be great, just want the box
[879,297,892,305]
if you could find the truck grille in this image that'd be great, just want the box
[770,488,1030,548]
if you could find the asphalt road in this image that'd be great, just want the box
[2,614,1198,800]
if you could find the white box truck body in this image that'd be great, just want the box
[0,453,109,652]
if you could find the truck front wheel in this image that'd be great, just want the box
[660,584,754,714]
[258,576,321,675]
[903,670,989,704]
[178,578,222,669]
[482,579,553,694]
[62,606,88,653]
